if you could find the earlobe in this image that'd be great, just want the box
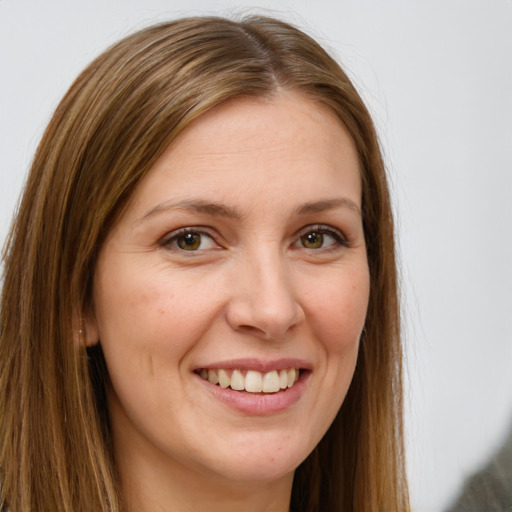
[77,310,100,347]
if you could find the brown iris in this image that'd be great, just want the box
[300,231,324,249]
[177,232,201,250]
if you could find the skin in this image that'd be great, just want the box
[88,91,370,512]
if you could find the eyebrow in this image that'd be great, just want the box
[137,199,241,223]
[296,198,361,217]
[137,196,361,223]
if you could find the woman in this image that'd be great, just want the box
[0,15,409,512]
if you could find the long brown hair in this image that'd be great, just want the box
[0,15,409,512]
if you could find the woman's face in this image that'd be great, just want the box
[90,92,369,489]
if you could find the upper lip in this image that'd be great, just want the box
[193,358,312,373]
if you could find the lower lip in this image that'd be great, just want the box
[196,371,310,415]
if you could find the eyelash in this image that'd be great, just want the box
[294,224,349,250]
[160,227,219,252]
[160,224,349,253]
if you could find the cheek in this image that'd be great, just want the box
[305,265,370,349]
[92,262,223,378]
[92,267,225,422]
[296,266,369,443]
[95,257,217,338]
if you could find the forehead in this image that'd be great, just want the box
[127,91,362,218]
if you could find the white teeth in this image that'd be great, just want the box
[279,369,288,389]
[262,370,280,393]
[287,368,296,388]
[218,369,230,389]
[230,370,245,391]
[207,369,219,385]
[199,367,301,393]
[245,370,263,392]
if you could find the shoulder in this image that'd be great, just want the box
[445,424,512,511]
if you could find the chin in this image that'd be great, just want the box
[199,432,313,485]
[211,456,300,485]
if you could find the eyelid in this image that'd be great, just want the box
[159,226,221,251]
[159,224,349,251]
[293,224,350,248]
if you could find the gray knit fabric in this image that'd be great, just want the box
[445,422,512,512]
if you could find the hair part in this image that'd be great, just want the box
[0,15,409,511]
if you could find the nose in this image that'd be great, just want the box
[225,250,305,340]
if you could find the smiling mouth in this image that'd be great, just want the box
[196,368,301,393]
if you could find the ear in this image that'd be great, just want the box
[76,306,100,348]
[83,311,100,347]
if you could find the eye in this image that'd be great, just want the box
[300,231,330,249]
[294,226,347,250]
[162,229,218,252]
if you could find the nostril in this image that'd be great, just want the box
[237,324,265,335]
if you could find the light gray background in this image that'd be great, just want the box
[1,1,511,510]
